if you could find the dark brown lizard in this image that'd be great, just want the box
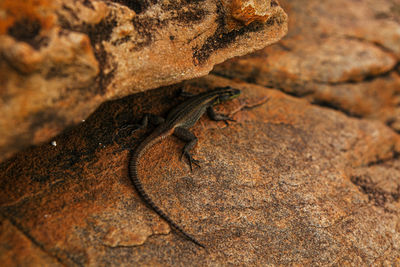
[128,86,241,248]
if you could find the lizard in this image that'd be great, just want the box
[128,86,241,248]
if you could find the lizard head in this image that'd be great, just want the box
[213,86,241,105]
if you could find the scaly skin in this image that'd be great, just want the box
[128,87,241,248]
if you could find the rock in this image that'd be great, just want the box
[2,0,400,265]
[232,0,273,25]
[0,215,62,267]
[0,74,399,265]
[213,0,400,132]
[0,0,288,162]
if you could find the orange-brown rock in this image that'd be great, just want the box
[214,0,400,132]
[1,74,400,265]
[231,0,272,25]
[0,0,288,162]
[2,0,400,265]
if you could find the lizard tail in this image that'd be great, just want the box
[128,132,205,248]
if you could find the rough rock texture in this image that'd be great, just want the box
[2,0,400,265]
[214,0,400,132]
[0,0,288,162]
[1,75,399,265]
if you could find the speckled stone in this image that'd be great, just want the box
[0,0,288,162]
[0,74,399,265]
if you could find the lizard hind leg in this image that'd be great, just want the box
[173,127,201,171]
[121,113,165,136]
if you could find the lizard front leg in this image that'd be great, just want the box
[173,127,200,171]
[207,106,235,123]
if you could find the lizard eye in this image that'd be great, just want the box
[213,87,241,103]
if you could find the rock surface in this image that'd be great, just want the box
[0,0,287,162]
[1,0,400,265]
[214,0,400,132]
[1,74,400,265]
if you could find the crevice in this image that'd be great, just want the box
[309,99,363,118]
[343,34,398,56]
[350,175,400,211]
[215,70,372,119]
[366,145,399,167]
[385,117,397,129]
[312,65,397,86]
[213,67,399,122]
[0,212,67,266]
[350,144,400,212]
